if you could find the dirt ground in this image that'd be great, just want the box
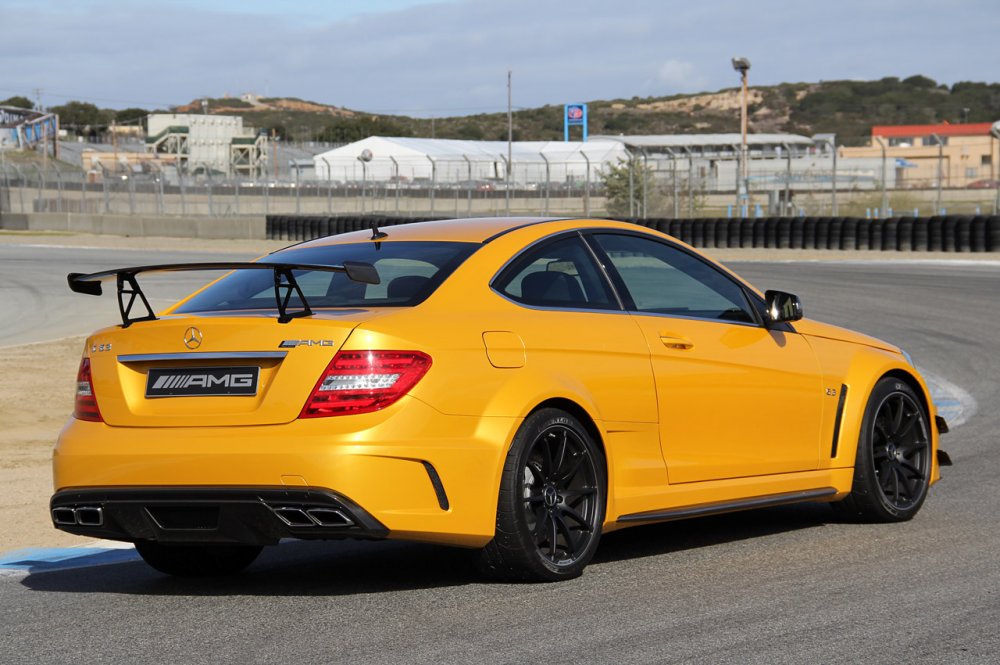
[1,230,997,554]
[0,336,90,551]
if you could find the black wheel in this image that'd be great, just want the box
[135,541,262,577]
[479,408,606,582]
[834,377,931,522]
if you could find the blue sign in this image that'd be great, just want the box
[564,103,588,142]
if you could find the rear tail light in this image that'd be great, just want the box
[74,357,103,422]
[300,351,432,418]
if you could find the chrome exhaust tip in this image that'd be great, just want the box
[272,507,315,527]
[75,507,104,527]
[306,508,353,528]
[52,507,77,526]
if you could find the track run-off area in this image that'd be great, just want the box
[0,235,997,663]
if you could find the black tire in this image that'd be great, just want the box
[478,408,606,582]
[834,377,931,522]
[135,541,262,577]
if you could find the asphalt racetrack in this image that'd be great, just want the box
[1,244,998,664]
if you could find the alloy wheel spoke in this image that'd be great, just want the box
[532,511,550,543]
[561,487,596,507]
[553,512,579,558]
[557,453,586,487]
[549,515,559,558]
[895,410,919,439]
[540,434,555,477]
[899,459,923,480]
[554,429,569,474]
[560,504,591,531]
[897,467,916,500]
[892,396,905,432]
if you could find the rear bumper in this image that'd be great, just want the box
[50,486,388,546]
[52,398,521,547]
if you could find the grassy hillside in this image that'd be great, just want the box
[33,76,1000,146]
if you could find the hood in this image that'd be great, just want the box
[793,318,901,354]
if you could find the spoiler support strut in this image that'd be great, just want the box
[67,261,380,328]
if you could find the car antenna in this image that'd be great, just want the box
[370,222,388,241]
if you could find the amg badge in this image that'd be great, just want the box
[146,367,259,398]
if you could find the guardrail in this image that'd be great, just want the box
[266,215,1000,252]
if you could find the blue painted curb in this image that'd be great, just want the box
[0,546,140,573]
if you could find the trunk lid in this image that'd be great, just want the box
[87,311,382,427]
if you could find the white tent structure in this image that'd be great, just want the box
[312,136,629,186]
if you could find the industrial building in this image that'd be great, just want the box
[841,122,1000,188]
[145,113,267,177]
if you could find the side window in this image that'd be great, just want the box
[592,233,756,324]
[495,235,616,309]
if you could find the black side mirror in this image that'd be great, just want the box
[765,290,803,324]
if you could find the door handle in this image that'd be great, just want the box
[659,335,694,350]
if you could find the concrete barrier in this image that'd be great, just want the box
[0,212,266,240]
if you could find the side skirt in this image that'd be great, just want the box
[616,487,838,525]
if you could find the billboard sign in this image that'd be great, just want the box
[564,103,588,142]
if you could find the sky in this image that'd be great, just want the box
[1,0,998,117]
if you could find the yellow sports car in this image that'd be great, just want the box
[52,217,948,581]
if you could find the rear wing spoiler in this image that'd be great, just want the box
[67,261,380,328]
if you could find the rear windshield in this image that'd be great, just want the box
[174,241,478,313]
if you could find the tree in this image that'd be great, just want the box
[0,95,34,110]
[600,157,663,217]
[115,107,149,128]
[49,101,111,132]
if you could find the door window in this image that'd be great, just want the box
[591,233,756,324]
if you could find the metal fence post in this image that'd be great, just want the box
[683,147,694,218]
[206,168,215,217]
[31,163,45,212]
[53,165,64,212]
[323,157,334,214]
[932,133,943,214]
[234,179,240,216]
[427,155,436,215]
[875,136,888,217]
[294,164,301,215]
[582,151,591,217]
[101,165,111,213]
[540,152,551,216]
[12,165,25,213]
[126,170,136,215]
[178,166,187,216]
[462,155,472,216]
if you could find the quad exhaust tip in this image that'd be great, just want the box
[52,506,104,527]
[271,506,353,528]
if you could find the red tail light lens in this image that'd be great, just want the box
[74,357,103,422]
[300,351,432,418]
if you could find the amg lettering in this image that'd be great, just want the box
[279,340,336,348]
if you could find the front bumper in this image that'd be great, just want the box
[50,486,388,546]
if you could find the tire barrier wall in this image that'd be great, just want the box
[266,215,1000,252]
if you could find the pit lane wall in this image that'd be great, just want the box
[0,212,264,239]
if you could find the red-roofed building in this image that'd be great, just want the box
[842,122,998,189]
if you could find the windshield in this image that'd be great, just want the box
[174,241,478,313]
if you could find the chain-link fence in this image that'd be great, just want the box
[2,148,998,220]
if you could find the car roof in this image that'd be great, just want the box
[284,217,642,248]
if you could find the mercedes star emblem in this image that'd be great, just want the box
[183,327,203,350]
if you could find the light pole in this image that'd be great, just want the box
[731,57,751,212]
[991,121,1000,214]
